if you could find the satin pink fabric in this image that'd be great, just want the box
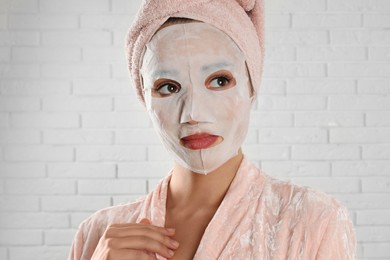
[69,157,356,259]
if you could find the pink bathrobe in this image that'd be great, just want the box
[69,157,356,259]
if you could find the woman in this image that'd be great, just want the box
[69,0,356,259]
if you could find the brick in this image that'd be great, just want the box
[257,96,326,111]
[42,196,111,211]
[330,128,390,144]
[42,64,110,79]
[263,63,326,77]
[8,15,78,29]
[111,0,143,13]
[78,179,146,195]
[330,30,390,45]
[112,63,131,78]
[82,47,125,62]
[364,14,390,27]
[292,144,360,160]
[259,128,327,144]
[71,213,91,228]
[48,163,116,179]
[45,230,75,245]
[287,79,356,94]
[147,145,173,161]
[0,31,40,46]
[0,163,43,179]
[40,0,109,13]
[9,246,69,260]
[265,45,295,61]
[357,210,390,225]
[358,79,390,94]
[73,79,132,95]
[0,97,40,111]
[11,112,79,128]
[363,145,390,159]
[42,31,112,46]
[81,15,132,29]
[0,212,68,228]
[118,162,172,178]
[114,96,147,111]
[0,47,10,61]
[267,30,329,45]
[368,46,390,61]
[266,0,326,12]
[6,179,75,194]
[328,62,390,77]
[0,15,6,29]
[0,112,8,127]
[0,64,40,78]
[4,145,73,162]
[43,129,112,145]
[42,97,112,112]
[366,112,390,126]
[115,129,160,145]
[259,79,286,95]
[76,145,146,162]
[0,230,42,245]
[12,47,81,62]
[337,194,390,209]
[0,80,71,96]
[0,248,5,260]
[0,0,39,13]
[261,161,330,177]
[245,128,258,144]
[297,46,365,61]
[0,129,40,144]
[293,14,361,28]
[363,243,390,258]
[328,0,390,13]
[332,161,390,177]
[264,14,291,28]
[362,178,390,192]
[356,226,390,242]
[82,112,150,128]
[291,177,360,193]
[0,196,39,212]
[243,144,290,160]
[328,95,390,110]
[113,30,131,46]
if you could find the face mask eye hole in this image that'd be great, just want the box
[206,70,236,91]
[153,81,181,97]
[210,77,230,88]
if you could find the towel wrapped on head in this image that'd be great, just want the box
[125,0,265,104]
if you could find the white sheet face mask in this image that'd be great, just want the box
[140,22,253,174]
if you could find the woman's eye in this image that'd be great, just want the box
[209,76,230,89]
[156,83,180,95]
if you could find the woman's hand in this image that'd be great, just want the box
[91,218,179,260]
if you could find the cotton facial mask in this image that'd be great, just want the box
[140,22,253,174]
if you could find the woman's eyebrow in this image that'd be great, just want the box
[152,69,179,79]
[201,62,234,73]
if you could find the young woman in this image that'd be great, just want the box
[69,1,356,259]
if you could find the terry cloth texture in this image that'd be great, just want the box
[125,0,265,105]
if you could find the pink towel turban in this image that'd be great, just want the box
[125,0,265,105]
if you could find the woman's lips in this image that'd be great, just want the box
[180,133,220,150]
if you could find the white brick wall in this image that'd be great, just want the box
[0,0,389,259]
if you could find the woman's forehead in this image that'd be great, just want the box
[143,22,245,68]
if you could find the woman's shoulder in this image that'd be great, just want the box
[259,171,349,220]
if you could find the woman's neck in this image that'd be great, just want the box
[166,149,244,210]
